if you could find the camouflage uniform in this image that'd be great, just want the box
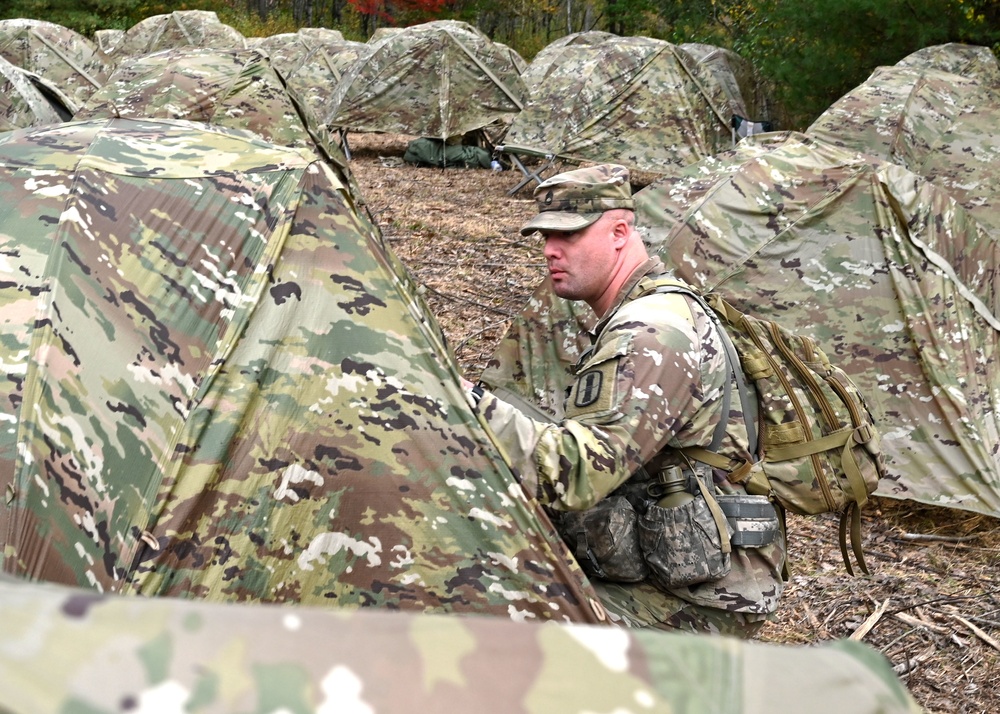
[476,165,785,636]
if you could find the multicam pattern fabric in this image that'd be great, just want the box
[0,54,68,130]
[501,36,735,174]
[0,574,923,714]
[479,259,784,627]
[0,118,604,624]
[680,42,775,126]
[808,63,1000,236]
[93,28,124,55]
[521,163,634,234]
[640,132,1000,516]
[0,18,109,105]
[112,10,246,63]
[896,42,1000,85]
[322,20,526,140]
[519,31,620,91]
[73,47,362,205]
[272,42,373,124]
[483,130,1000,517]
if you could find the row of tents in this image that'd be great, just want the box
[0,13,778,175]
[0,13,993,710]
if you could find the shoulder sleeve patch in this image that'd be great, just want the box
[565,332,632,420]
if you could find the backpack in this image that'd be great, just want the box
[641,276,887,575]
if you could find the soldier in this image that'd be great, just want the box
[463,163,786,637]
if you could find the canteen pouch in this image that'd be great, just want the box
[557,496,649,582]
[639,491,733,590]
[716,494,781,547]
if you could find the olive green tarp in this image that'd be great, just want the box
[0,118,601,624]
[403,137,492,168]
[0,574,922,714]
[481,131,1000,516]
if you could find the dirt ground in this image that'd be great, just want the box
[346,132,1000,714]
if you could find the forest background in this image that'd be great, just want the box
[4,0,1000,129]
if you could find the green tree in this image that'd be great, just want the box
[735,0,999,129]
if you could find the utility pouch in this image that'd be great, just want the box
[557,496,649,582]
[638,488,733,591]
[716,494,781,547]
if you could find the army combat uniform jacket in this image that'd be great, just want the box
[477,258,785,619]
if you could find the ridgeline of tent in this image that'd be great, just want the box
[808,44,1000,236]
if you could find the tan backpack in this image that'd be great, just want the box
[642,277,887,574]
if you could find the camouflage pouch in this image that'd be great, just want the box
[557,496,649,582]
[638,493,733,591]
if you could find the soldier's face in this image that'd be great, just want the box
[541,214,618,304]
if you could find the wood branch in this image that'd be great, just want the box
[892,645,937,676]
[895,533,980,544]
[953,614,1000,653]
[851,598,891,641]
[895,612,950,634]
[421,285,516,318]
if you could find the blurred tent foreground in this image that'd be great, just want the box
[482,131,1000,517]
[0,573,922,714]
[0,117,603,623]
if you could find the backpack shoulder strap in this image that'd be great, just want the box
[637,276,759,460]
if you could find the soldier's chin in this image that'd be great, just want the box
[551,281,583,302]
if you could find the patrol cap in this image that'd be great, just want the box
[519,163,634,236]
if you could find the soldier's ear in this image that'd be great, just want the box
[610,216,630,248]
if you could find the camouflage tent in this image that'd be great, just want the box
[367,26,405,44]
[0,18,109,105]
[322,20,526,141]
[0,55,74,131]
[518,31,619,95]
[896,42,1000,85]
[93,28,124,55]
[481,131,1000,516]
[0,574,923,714]
[113,10,246,62]
[681,42,776,126]
[0,118,602,624]
[250,34,373,122]
[500,36,735,174]
[72,46,357,193]
[495,41,528,74]
[808,62,1000,235]
[298,26,346,45]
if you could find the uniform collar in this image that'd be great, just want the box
[588,257,666,340]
